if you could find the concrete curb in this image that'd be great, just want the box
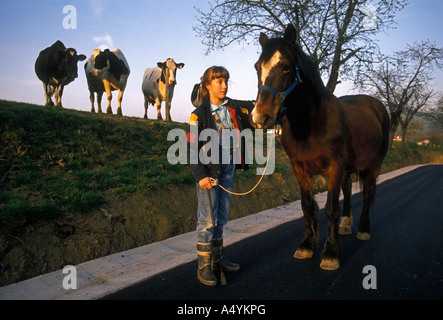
[0,165,426,300]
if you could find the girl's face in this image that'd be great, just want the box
[206,77,228,104]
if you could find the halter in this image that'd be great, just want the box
[258,67,303,114]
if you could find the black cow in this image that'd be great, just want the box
[34,40,86,107]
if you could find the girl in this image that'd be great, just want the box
[187,66,254,286]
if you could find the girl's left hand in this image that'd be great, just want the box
[199,177,213,189]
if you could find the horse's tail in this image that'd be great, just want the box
[380,104,390,157]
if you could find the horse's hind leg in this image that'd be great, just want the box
[357,170,378,240]
[339,173,353,235]
[293,171,319,260]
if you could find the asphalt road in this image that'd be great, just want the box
[103,165,443,302]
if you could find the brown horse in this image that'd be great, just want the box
[251,24,390,270]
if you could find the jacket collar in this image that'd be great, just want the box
[210,99,229,112]
[201,96,232,111]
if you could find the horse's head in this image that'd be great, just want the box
[251,24,302,129]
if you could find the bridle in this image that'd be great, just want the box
[258,67,303,115]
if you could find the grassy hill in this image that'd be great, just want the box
[1,99,442,286]
[0,100,193,227]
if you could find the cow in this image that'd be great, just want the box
[142,58,184,121]
[191,82,202,108]
[84,48,130,116]
[34,40,86,107]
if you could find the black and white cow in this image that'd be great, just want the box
[142,58,184,121]
[34,40,86,107]
[84,48,130,116]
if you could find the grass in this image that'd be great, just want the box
[1,99,442,229]
[0,100,193,228]
[381,141,443,172]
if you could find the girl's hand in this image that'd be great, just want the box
[199,177,213,190]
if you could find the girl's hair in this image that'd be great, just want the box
[199,66,230,104]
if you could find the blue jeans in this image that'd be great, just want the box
[196,161,235,244]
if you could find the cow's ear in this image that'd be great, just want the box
[157,62,166,69]
[177,63,184,69]
[78,54,87,61]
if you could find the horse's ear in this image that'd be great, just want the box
[284,24,297,44]
[259,32,269,48]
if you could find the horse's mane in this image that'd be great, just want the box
[292,43,327,93]
[262,36,328,96]
[261,35,332,140]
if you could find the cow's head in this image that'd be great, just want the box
[94,49,111,70]
[158,58,184,86]
[58,48,86,85]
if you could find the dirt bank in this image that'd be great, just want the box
[0,167,306,287]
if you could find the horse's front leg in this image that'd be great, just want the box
[320,166,343,270]
[293,170,319,260]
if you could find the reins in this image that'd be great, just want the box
[210,129,274,196]
[209,67,302,196]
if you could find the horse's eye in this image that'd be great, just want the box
[282,66,291,73]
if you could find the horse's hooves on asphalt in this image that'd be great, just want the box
[294,249,314,260]
[338,216,353,235]
[339,226,352,235]
[356,232,371,240]
[320,259,340,271]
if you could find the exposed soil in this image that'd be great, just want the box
[0,166,309,287]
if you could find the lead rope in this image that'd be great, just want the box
[210,128,275,196]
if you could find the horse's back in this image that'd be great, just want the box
[339,95,388,126]
[338,95,390,172]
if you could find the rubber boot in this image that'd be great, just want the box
[197,242,217,286]
[212,238,240,273]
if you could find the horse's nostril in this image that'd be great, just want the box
[252,113,273,129]
[260,114,271,125]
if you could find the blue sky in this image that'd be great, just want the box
[0,0,442,123]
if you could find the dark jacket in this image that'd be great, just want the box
[187,96,255,182]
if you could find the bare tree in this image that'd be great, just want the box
[399,90,433,142]
[194,0,407,92]
[355,40,443,147]
[423,94,443,130]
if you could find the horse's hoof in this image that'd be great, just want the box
[356,232,371,240]
[339,225,352,235]
[338,217,353,235]
[320,258,340,271]
[294,249,314,260]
